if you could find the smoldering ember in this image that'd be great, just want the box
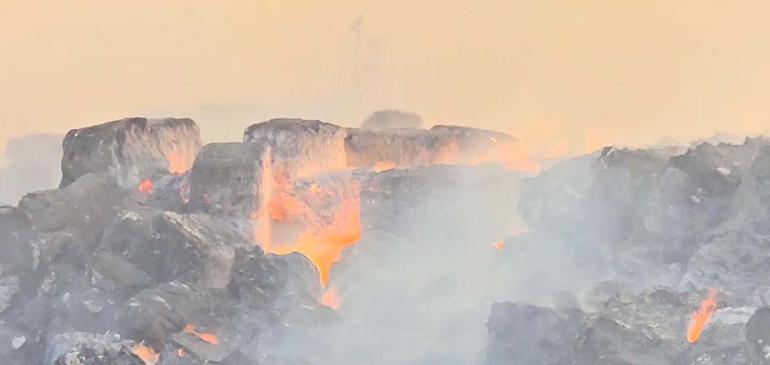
[3,116,770,365]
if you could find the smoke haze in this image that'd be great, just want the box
[3,0,770,162]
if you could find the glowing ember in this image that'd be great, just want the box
[687,288,719,344]
[493,241,505,250]
[262,187,361,287]
[177,348,187,358]
[131,342,159,365]
[138,179,154,194]
[255,147,363,288]
[373,161,397,172]
[165,144,196,174]
[183,324,220,345]
[321,287,340,309]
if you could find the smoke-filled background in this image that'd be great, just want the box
[3,0,770,203]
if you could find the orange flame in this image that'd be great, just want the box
[686,288,719,344]
[321,287,340,309]
[261,185,361,287]
[493,241,505,250]
[165,144,195,175]
[138,179,154,194]
[131,342,159,365]
[255,148,362,288]
[373,161,397,172]
[183,324,220,345]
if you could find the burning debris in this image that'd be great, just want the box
[687,288,720,344]
[3,115,770,364]
[59,117,201,189]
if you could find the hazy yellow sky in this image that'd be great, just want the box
[2,0,770,163]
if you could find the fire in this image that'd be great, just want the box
[131,342,159,365]
[255,148,363,288]
[268,191,305,221]
[183,324,220,345]
[493,241,505,250]
[138,179,154,194]
[686,288,719,344]
[373,161,397,172]
[164,144,196,174]
[261,185,361,287]
[321,287,340,309]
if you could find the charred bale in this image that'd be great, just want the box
[746,307,770,365]
[45,332,142,365]
[60,117,202,188]
[485,302,583,365]
[230,248,322,309]
[243,118,347,178]
[187,142,266,218]
[99,209,248,289]
[118,282,206,350]
[19,173,128,268]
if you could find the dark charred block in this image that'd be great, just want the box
[345,125,517,170]
[154,212,245,288]
[60,117,202,189]
[99,209,248,289]
[118,282,205,350]
[429,124,517,164]
[746,307,770,364]
[230,248,321,309]
[361,109,423,130]
[485,302,583,365]
[88,252,153,295]
[19,173,128,267]
[344,128,444,169]
[188,142,266,218]
[574,315,675,365]
[144,172,192,212]
[46,332,142,365]
[243,118,347,178]
[0,205,34,280]
[752,145,770,183]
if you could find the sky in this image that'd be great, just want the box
[2,0,770,166]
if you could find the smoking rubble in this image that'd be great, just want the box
[3,116,770,364]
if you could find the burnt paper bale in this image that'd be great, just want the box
[87,252,153,295]
[243,118,348,178]
[45,332,142,365]
[0,272,20,315]
[19,173,128,266]
[746,307,770,365]
[99,209,249,289]
[60,117,202,188]
[429,125,518,166]
[118,282,205,350]
[344,128,445,169]
[153,212,244,288]
[187,142,266,218]
[361,109,423,130]
[485,302,583,365]
[230,248,322,309]
[0,205,34,278]
[142,172,192,212]
[345,125,519,170]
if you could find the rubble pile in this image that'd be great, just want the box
[4,114,770,364]
[0,116,525,364]
[485,137,770,364]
